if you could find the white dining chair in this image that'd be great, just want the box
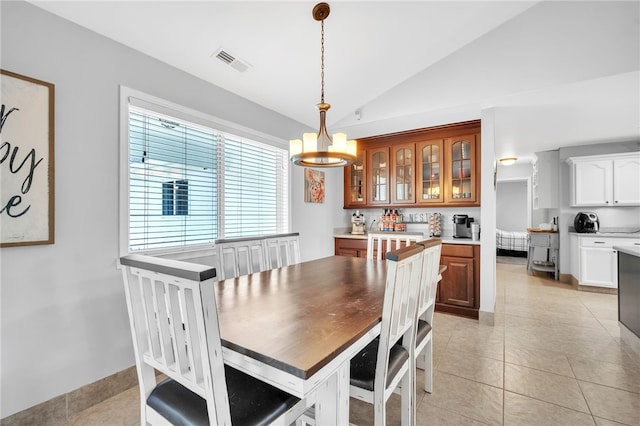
[216,237,267,280]
[414,239,443,393]
[120,254,309,425]
[366,232,423,260]
[263,232,301,269]
[349,243,425,426]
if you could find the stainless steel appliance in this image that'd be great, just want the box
[574,212,599,233]
[452,214,474,238]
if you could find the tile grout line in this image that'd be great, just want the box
[567,355,595,419]
[504,389,597,419]
[501,281,507,426]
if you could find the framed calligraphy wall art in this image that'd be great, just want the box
[1,70,55,247]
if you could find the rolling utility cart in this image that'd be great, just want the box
[527,229,559,280]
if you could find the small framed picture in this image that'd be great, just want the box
[304,168,325,203]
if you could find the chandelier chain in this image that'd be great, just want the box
[289,3,355,167]
[320,19,325,104]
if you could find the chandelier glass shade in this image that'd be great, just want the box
[289,3,356,168]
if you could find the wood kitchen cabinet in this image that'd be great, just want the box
[437,243,480,319]
[444,134,479,204]
[391,143,415,204]
[336,238,480,319]
[416,139,444,204]
[334,238,369,258]
[334,237,392,260]
[368,147,390,205]
[343,120,480,209]
[344,151,367,206]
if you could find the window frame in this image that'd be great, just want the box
[119,86,291,257]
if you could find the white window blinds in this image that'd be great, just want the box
[127,105,288,252]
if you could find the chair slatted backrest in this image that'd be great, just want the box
[376,244,424,396]
[120,255,232,425]
[416,239,443,319]
[216,237,267,280]
[366,232,423,260]
[263,232,301,269]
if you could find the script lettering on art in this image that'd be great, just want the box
[0,104,44,218]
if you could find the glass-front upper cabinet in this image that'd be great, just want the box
[344,150,366,207]
[417,139,444,204]
[445,134,478,204]
[368,147,389,204]
[391,144,415,204]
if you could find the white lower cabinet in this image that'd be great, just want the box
[574,236,639,289]
[580,240,618,288]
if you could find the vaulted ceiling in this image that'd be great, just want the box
[29,1,640,163]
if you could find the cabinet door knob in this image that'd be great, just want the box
[605,201,609,203]
[615,200,618,203]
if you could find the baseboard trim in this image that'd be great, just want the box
[1,366,137,426]
[479,310,495,326]
[577,284,618,295]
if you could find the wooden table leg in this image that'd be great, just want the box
[314,361,350,425]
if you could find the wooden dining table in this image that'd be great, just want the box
[215,255,388,425]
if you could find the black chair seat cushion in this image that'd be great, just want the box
[147,365,300,426]
[416,319,432,345]
[350,338,409,392]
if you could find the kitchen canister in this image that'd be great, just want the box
[471,222,480,241]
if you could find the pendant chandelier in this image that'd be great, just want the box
[289,2,356,168]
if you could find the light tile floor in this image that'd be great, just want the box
[56,261,640,425]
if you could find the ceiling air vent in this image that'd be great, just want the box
[213,48,250,73]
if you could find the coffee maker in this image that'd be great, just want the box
[452,214,474,238]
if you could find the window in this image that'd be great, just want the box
[162,180,188,216]
[120,88,289,254]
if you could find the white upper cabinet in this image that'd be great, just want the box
[573,159,612,206]
[613,156,640,205]
[567,152,640,207]
[532,150,559,209]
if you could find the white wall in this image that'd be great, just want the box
[479,109,497,319]
[0,1,322,417]
[496,181,528,231]
[497,162,548,227]
[291,165,346,262]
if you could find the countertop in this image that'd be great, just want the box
[333,230,481,246]
[569,232,640,239]
[569,227,640,238]
[614,244,640,257]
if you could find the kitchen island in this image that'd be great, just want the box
[615,243,640,339]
